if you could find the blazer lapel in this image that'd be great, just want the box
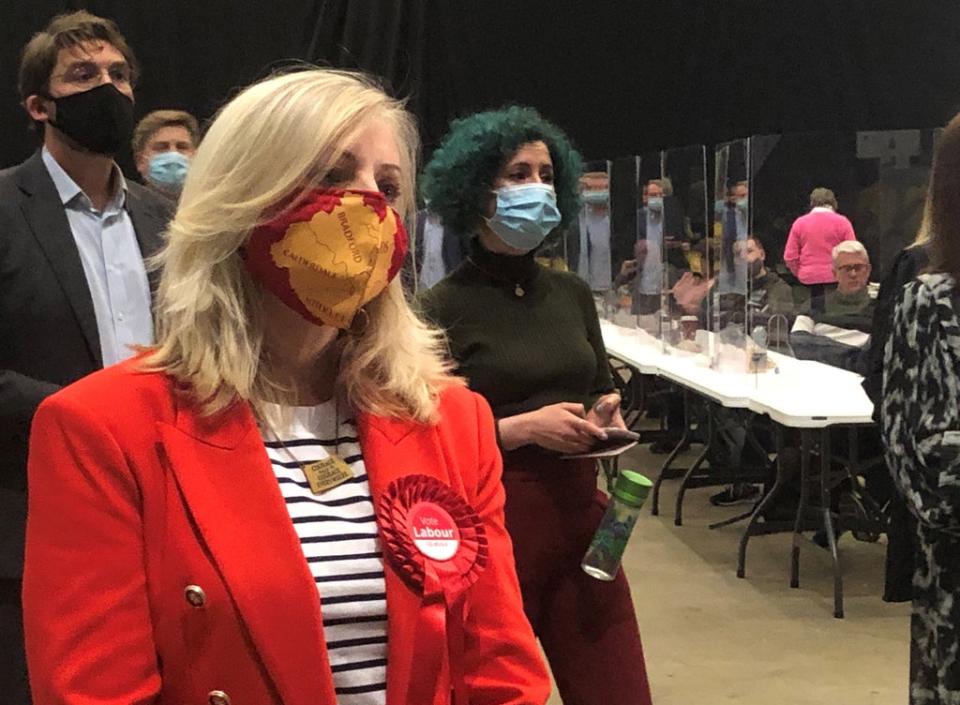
[16,151,101,367]
[359,413,459,705]
[158,401,337,705]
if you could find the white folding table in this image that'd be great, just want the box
[601,321,877,617]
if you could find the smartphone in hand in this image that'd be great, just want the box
[560,428,639,459]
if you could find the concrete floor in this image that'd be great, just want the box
[544,443,911,705]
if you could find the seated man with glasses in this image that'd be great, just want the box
[0,11,169,702]
[790,240,875,372]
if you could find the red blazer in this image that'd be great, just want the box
[23,360,549,705]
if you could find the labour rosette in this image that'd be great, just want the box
[377,474,489,704]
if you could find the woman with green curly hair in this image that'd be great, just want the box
[419,106,652,705]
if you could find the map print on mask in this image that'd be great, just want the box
[271,206,393,328]
[244,190,408,329]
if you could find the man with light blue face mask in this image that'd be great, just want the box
[718,180,750,294]
[572,170,613,291]
[133,109,199,200]
[619,178,691,314]
[635,179,666,298]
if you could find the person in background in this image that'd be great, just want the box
[784,187,857,303]
[711,235,793,506]
[789,243,888,552]
[743,235,794,340]
[132,109,199,200]
[719,180,749,292]
[413,207,464,291]
[668,235,791,506]
[617,178,691,318]
[23,68,549,705]
[670,235,791,332]
[635,180,687,293]
[652,177,695,271]
[570,170,614,291]
[882,111,960,705]
[790,240,874,372]
[0,12,170,702]
[631,179,668,311]
[862,203,931,603]
[420,105,652,705]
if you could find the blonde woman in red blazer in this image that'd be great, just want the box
[23,68,549,705]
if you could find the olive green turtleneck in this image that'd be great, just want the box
[419,239,614,419]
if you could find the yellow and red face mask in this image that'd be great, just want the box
[242,189,408,329]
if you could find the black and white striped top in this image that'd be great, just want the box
[261,401,387,704]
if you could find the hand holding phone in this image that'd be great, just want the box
[587,393,624,429]
[560,427,640,459]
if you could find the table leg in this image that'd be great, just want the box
[626,366,644,430]
[609,359,636,429]
[791,429,811,589]
[651,388,690,516]
[820,428,844,618]
[744,414,773,473]
[709,506,756,530]
[848,426,860,477]
[675,435,710,527]
[737,425,785,578]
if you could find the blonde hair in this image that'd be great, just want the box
[144,68,458,422]
[912,194,933,247]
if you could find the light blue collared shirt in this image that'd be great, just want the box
[636,208,664,296]
[42,147,154,367]
[577,208,612,291]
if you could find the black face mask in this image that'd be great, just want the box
[46,83,134,156]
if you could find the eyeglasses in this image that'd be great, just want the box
[837,263,868,275]
[50,61,134,91]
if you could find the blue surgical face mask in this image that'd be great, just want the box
[735,197,749,212]
[147,151,190,190]
[582,189,609,205]
[486,183,562,251]
[646,196,663,213]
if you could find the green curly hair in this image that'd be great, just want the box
[421,105,583,236]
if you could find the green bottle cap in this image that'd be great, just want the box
[612,470,653,508]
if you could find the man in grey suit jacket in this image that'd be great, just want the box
[0,11,170,702]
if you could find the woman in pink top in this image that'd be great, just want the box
[784,187,857,288]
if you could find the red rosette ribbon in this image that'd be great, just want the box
[377,474,489,705]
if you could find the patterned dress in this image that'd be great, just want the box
[883,272,960,704]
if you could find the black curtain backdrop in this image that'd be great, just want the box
[3,0,960,170]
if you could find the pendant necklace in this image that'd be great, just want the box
[268,400,354,495]
[466,257,529,298]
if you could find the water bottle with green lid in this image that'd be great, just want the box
[582,470,652,581]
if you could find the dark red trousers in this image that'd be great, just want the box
[502,450,652,705]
